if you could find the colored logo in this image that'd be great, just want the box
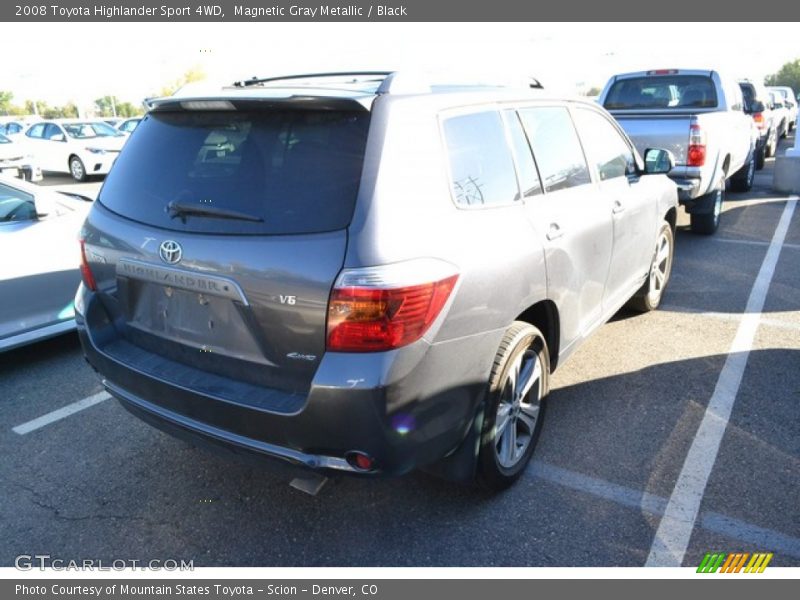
[697,552,773,573]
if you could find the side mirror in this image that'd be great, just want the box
[49,133,65,142]
[643,148,674,175]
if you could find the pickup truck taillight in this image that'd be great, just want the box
[752,112,766,133]
[327,260,459,352]
[79,239,97,291]
[687,120,707,167]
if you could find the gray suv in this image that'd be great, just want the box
[76,72,678,490]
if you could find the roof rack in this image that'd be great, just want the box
[231,71,544,95]
[233,71,393,88]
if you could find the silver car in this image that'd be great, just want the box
[76,72,678,489]
[0,176,91,351]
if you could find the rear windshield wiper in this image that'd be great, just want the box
[166,200,264,223]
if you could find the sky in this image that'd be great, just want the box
[3,22,799,109]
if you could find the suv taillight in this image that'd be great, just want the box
[327,260,459,352]
[687,120,706,167]
[753,112,766,132]
[79,239,97,291]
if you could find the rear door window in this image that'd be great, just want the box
[442,110,520,207]
[98,110,371,235]
[518,106,591,193]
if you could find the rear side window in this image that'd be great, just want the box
[442,111,519,207]
[518,106,591,193]
[604,75,718,109]
[572,108,636,181]
[99,110,370,235]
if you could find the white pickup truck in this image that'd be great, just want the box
[599,69,757,234]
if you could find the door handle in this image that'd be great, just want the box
[546,223,564,241]
[612,200,626,214]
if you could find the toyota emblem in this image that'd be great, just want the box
[159,240,182,265]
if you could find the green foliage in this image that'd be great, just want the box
[158,66,207,97]
[765,59,800,96]
[94,96,143,118]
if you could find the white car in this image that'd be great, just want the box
[767,86,798,131]
[116,117,142,135]
[23,119,126,181]
[0,175,92,351]
[0,121,28,137]
[0,133,42,182]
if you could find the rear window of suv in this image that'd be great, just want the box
[604,75,718,110]
[98,109,370,235]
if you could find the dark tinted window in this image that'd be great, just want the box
[518,107,591,193]
[604,75,718,109]
[739,83,756,111]
[0,183,36,223]
[99,110,370,235]
[573,108,635,181]
[443,111,519,207]
[503,110,542,198]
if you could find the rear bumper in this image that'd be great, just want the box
[76,286,500,479]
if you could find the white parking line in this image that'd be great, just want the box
[12,390,111,435]
[712,237,800,251]
[528,462,800,559]
[646,196,798,567]
[659,305,800,333]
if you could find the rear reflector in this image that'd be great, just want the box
[345,451,377,471]
[327,260,459,352]
[79,239,97,291]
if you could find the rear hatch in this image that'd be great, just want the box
[84,104,371,394]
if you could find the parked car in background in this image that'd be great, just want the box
[767,90,791,139]
[116,118,142,135]
[103,118,123,128]
[0,176,92,351]
[600,69,756,234]
[739,79,778,168]
[0,133,42,182]
[0,121,27,137]
[23,119,126,181]
[767,86,797,132]
[76,71,678,490]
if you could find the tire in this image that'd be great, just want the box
[780,120,788,139]
[627,221,674,312]
[477,322,549,491]
[755,144,766,170]
[690,181,724,235]
[69,156,87,182]
[730,152,755,192]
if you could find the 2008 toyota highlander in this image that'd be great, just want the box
[76,71,678,490]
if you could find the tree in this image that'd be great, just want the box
[765,59,800,97]
[158,66,207,97]
[95,95,118,117]
[116,101,143,117]
[0,91,14,115]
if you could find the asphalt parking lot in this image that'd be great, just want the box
[1,140,798,568]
